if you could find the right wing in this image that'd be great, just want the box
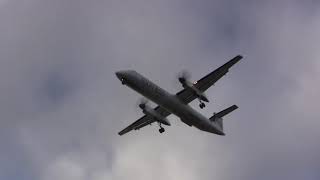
[176,55,242,104]
[118,106,171,136]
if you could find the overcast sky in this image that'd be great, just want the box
[0,0,320,180]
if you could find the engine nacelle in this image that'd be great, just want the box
[179,79,209,102]
[139,104,171,126]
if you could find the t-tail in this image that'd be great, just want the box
[210,105,238,134]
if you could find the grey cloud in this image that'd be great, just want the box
[0,0,319,180]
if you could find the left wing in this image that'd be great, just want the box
[176,55,242,104]
[118,106,171,135]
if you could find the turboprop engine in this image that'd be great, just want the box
[178,75,209,103]
[139,103,171,126]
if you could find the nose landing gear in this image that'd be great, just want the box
[121,78,126,85]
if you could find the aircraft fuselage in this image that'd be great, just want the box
[116,70,224,135]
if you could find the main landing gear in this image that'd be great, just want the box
[159,127,165,133]
[158,123,165,133]
[199,102,206,109]
[195,93,207,109]
[199,99,206,109]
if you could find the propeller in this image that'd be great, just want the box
[137,98,148,109]
[177,70,191,85]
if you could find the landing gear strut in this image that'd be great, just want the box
[158,123,165,133]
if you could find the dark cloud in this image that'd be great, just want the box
[0,0,319,180]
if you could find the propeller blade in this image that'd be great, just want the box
[177,70,191,84]
[137,98,148,109]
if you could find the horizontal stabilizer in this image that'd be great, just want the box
[210,105,238,133]
[213,105,238,119]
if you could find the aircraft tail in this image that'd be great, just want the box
[209,105,238,131]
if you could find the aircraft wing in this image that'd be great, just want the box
[176,55,242,104]
[118,106,171,135]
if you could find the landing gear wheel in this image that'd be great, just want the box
[199,103,206,109]
[159,127,165,133]
[121,79,126,85]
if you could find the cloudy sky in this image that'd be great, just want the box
[0,0,319,180]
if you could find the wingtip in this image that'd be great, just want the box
[234,55,243,61]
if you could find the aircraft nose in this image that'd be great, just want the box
[115,71,124,80]
[115,71,129,85]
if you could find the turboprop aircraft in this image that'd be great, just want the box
[116,55,242,136]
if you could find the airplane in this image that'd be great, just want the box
[115,55,242,136]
